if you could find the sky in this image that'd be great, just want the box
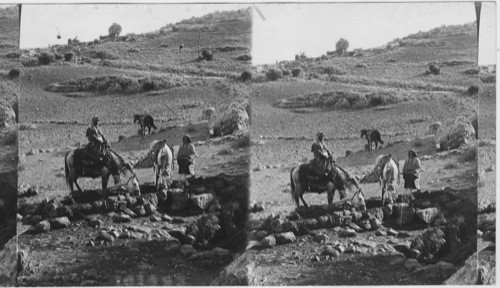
[252,2,490,65]
[19,4,248,49]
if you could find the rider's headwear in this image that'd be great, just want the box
[408,149,418,157]
[92,116,99,123]
[183,135,192,143]
[317,132,324,139]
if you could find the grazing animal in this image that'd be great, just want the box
[179,44,184,52]
[149,140,174,190]
[361,129,384,152]
[373,154,400,204]
[290,161,366,209]
[64,148,140,195]
[133,114,157,136]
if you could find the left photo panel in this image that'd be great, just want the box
[0,4,19,286]
[17,4,251,286]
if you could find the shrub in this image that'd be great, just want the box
[429,64,440,75]
[1,130,17,146]
[322,67,346,75]
[5,52,20,59]
[64,52,74,61]
[413,137,424,147]
[266,69,282,81]
[128,48,140,53]
[335,38,349,56]
[54,54,62,60]
[388,59,397,63]
[291,68,301,77]
[38,52,55,65]
[201,49,214,61]
[142,80,157,91]
[233,134,251,149]
[467,85,479,95]
[236,54,251,61]
[7,69,20,79]
[464,68,479,75]
[108,23,122,40]
[460,145,477,162]
[355,63,367,68]
[240,70,252,82]
[89,50,118,60]
[282,69,290,76]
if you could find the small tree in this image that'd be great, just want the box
[108,23,122,40]
[335,38,349,56]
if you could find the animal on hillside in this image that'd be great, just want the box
[133,114,157,136]
[148,139,175,190]
[290,160,366,209]
[64,148,140,195]
[373,154,400,204]
[360,129,384,152]
[179,44,184,52]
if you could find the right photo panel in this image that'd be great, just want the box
[246,2,490,285]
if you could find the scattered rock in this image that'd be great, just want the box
[416,207,440,224]
[382,205,393,219]
[168,188,190,212]
[370,218,382,229]
[435,116,476,151]
[113,213,131,223]
[275,232,296,245]
[313,234,329,243]
[338,228,357,238]
[348,223,363,232]
[191,193,214,210]
[414,261,457,282]
[387,228,399,237]
[210,252,258,285]
[261,235,276,248]
[49,217,70,229]
[189,247,234,268]
[358,220,372,231]
[95,231,114,243]
[88,218,103,228]
[144,203,156,216]
[322,246,340,257]
[375,229,387,236]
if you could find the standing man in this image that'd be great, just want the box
[402,149,422,193]
[177,135,196,179]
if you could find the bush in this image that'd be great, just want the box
[7,69,20,79]
[463,68,479,75]
[355,63,367,68]
[89,50,118,60]
[322,67,346,75]
[54,54,62,60]
[233,134,251,149]
[291,68,301,77]
[467,85,479,95]
[460,145,477,162]
[265,69,282,81]
[236,55,251,61]
[240,70,252,82]
[38,52,55,65]
[282,69,290,76]
[336,38,349,56]
[64,52,73,61]
[142,80,157,91]
[108,23,122,40]
[201,49,214,61]
[413,137,424,147]
[429,64,440,75]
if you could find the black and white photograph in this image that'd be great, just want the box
[0,0,496,286]
[246,2,495,285]
[16,3,251,286]
[0,4,20,286]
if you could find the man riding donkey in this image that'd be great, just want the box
[85,116,120,184]
[308,132,345,196]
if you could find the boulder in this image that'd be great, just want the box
[364,207,384,222]
[49,217,70,229]
[191,193,214,210]
[275,232,296,245]
[444,245,495,285]
[168,188,190,212]
[210,252,258,285]
[157,189,168,204]
[0,101,16,128]
[414,261,457,283]
[313,234,329,243]
[0,236,18,286]
[212,99,249,136]
[260,235,276,248]
[382,205,393,219]
[358,220,371,231]
[370,218,382,229]
[132,205,146,216]
[35,220,50,233]
[144,203,156,216]
[404,258,421,271]
[435,116,476,151]
[180,244,196,258]
[411,228,446,259]
[416,207,440,224]
[322,246,340,257]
